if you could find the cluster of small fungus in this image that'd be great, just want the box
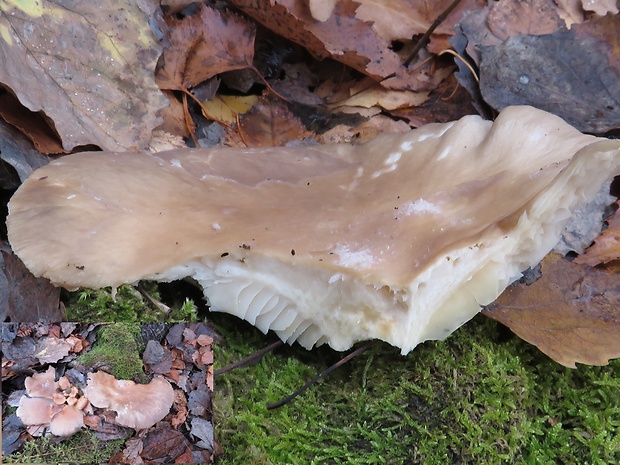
[16,367,175,437]
[16,367,89,437]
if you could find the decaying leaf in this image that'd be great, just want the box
[330,80,430,111]
[355,0,485,42]
[238,97,314,146]
[0,93,64,154]
[156,5,256,90]
[202,95,259,124]
[0,119,49,190]
[0,0,167,151]
[574,202,620,266]
[479,23,620,134]
[231,0,417,90]
[486,0,565,40]
[484,254,620,368]
[1,248,64,322]
[34,337,72,364]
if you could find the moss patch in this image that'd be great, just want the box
[2,429,125,464]
[66,283,199,322]
[213,313,620,465]
[77,323,146,382]
[64,286,620,464]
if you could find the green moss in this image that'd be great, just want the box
[77,323,146,382]
[65,283,200,323]
[213,314,620,465]
[63,286,620,464]
[2,429,125,464]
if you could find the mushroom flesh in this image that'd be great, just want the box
[7,106,620,353]
[83,371,174,430]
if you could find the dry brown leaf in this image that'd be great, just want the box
[389,72,479,126]
[487,0,566,41]
[156,5,256,90]
[238,98,313,147]
[157,91,194,138]
[479,15,620,134]
[231,0,419,90]
[0,93,64,154]
[317,115,410,144]
[0,0,166,151]
[483,254,620,368]
[330,79,429,111]
[355,0,485,42]
[121,438,144,463]
[574,202,620,266]
[170,389,188,428]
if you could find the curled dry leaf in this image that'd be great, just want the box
[0,0,167,151]
[156,5,256,90]
[484,254,620,368]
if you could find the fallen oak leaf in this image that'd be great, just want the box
[483,254,620,368]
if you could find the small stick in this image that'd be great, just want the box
[266,341,376,410]
[403,0,463,68]
[214,340,284,376]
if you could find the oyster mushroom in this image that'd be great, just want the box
[24,366,58,398]
[15,369,87,437]
[83,371,174,430]
[49,405,84,437]
[7,106,620,353]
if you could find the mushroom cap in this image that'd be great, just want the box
[24,366,58,398]
[49,405,84,437]
[7,106,620,353]
[16,396,54,426]
[83,371,174,430]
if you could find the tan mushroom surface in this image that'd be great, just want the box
[7,106,620,353]
[24,366,58,398]
[16,369,87,437]
[48,405,85,437]
[16,397,55,426]
[83,371,174,430]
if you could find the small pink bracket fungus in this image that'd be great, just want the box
[7,106,620,354]
[83,371,174,430]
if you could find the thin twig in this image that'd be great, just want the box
[214,340,284,376]
[403,0,463,67]
[266,341,376,410]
